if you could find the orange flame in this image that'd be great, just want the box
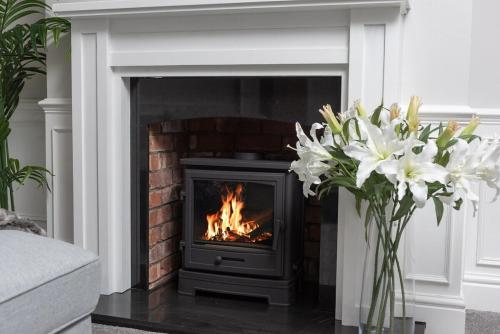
[202,184,271,243]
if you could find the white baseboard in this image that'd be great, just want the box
[463,274,500,313]
[415,302,465,334]
[340,298,465,334]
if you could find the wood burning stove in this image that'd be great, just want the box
[178,158,304,305]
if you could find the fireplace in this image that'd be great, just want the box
[130,76,342,296]
[178,158,303,305]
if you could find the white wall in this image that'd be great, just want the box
[400,0,500,108]
[468,0,500,108]
[400,0,473,105]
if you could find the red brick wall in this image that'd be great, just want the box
[148,118,321,289]
[148,121,184,289]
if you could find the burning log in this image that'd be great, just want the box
[202,183,274,243]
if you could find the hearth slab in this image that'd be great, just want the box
[178,268,295,306]
[92,281,426,334]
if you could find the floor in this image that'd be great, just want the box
[465,310,500,334]
[93,324,159,334]
[92,309,500,334]
[92,281,425,334]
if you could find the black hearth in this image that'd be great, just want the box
[178,158,303,305]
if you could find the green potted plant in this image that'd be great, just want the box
[0,0,70,210]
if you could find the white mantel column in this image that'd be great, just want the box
[71,18,131,294]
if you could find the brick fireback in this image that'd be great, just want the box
[148,118,322,289]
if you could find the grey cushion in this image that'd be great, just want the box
[0,230,100,334]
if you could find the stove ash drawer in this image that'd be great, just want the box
[185,246,284,277]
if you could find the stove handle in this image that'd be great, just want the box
[272,218,285,251]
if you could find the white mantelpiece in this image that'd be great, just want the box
[53,0,410,17]
[47,1,488,333]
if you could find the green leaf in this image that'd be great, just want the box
[439,151,450,167]
[444,138,458,149]
[453,198,463,210]
[391,192,414,221]
[419,124,432,142]
[459,134,481,143]
[326,175,357,189]
[370,103,384,126]
[364,204,373,241]
[355,194,362,217]
[354,118,361,139]
[438,122,444,135]
[432,197,444,225]
[342,117,355,142]
[435,191,453,197]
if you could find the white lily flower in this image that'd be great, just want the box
[320,124,335,147]
[337,107,357,124]
[343,118,405,187]
[446,138,500,214]
[471,139,500,197]
[378,108,392,127]
[289,123,333,197]
[444,139,479,208]
[386,140,448,208]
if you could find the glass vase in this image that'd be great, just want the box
[359,216,416,334]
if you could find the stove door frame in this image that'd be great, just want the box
[182,168,286,278]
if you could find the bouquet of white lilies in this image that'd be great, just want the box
[290,96,500,222]
[289,96,500,334]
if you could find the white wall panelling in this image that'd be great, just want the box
[461,109,500,313]
[39,98,73,242]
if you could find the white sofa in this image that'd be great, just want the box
[0,231,100,333]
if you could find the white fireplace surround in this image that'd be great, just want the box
[40,1,500,333]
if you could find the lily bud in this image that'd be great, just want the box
[436,121,460,148]
[354,100,367,118]
[460,115,480,136]
[389,103,401,121]
[408,117,420,133]
[406,96,421,120]
[319,104,342,134]
[406,96,421,133]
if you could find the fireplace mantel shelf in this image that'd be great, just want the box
[53,0,410,18]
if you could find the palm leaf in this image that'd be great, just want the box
[1,0,48,31]
[0,0,69,209]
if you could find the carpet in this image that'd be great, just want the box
[93,324,167,334]
[466,310,500,334]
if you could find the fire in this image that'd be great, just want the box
[202,184,272,243]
